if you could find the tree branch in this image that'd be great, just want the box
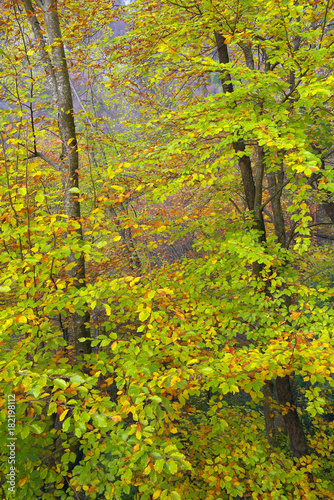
[261,180,289,210]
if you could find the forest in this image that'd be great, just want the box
[1,0,334,499]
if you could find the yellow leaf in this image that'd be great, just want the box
[59,409,69,422]
[111,414,122,423]
[114,235,122,242]
[157,43,168,52]
[224,35,233,44]
[139,309,151,322]
[143,465,151,475]
[153,489,162,499]
[136,430,142,440]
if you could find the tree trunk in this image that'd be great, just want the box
[24,0,91,356]
[276,375,308,458]
[214,31,309,459]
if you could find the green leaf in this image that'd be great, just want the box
[101,338,111,347]
[154,458,165,473]
[53,378,67,390]
[21,425,30,439]
[62,418,71,432]
[35,191,45,203]
[139,309,150,322]
[93,414,107,428]
[169,461,178,474]
[70,374,85,385]
[74,427,82,438]
[31,423,42,434]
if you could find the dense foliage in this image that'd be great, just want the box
[1,0,334,499]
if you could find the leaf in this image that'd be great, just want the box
[62,418,71,432]
[154,458,165,473]
[171,492,181,500]
[21,426,30,439]
[31,423,42,434]
[139,309,151,322]
[35,191,45,203]
[59,409,69,422]
[74,427,82,438]
[70,374,85,385]
[101,338,111,347]
[96,240,107,248]
[169,461,178,474]
[143,465,151,475]
[93,414,107,427]
[123,468,132,480]
[111,415,122,423]
[53,379,67,390]
[147,290,156,300]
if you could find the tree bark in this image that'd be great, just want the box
[266,162,286,247]
[276,375,308,458]
[214,32,258,216]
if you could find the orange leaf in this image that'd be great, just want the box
[18,477,28,487]
[111,414,122,423]
[57,406,64,416]
[133,443,140,453]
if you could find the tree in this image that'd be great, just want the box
[22,0,91,356]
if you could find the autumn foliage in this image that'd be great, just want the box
[1,0,334,499]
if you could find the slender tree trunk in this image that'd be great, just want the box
[267,162,286,247]
[24,0,91,356]
[263,380,277,447]
[276,375,308,458]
